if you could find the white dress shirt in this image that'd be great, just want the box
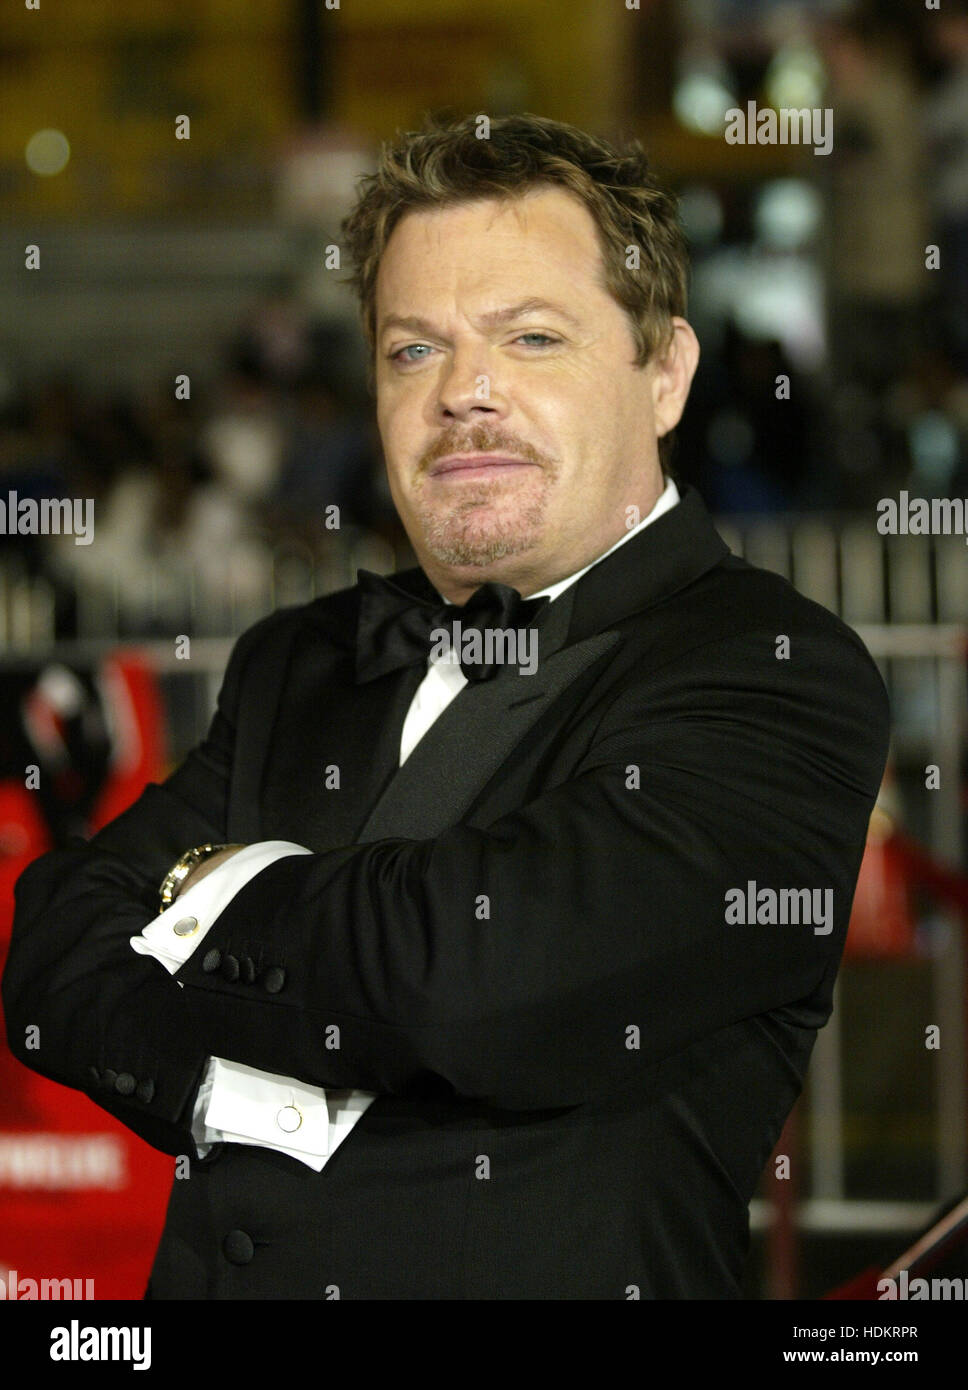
[130,479,680,1170]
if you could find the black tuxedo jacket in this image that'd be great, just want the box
[2,486,891,1299]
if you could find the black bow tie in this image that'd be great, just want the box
[355,569,551,684]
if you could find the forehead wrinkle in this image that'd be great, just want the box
[379,297,585,341]
[376,191,608,342]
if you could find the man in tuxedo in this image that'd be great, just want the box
[3,113,890,1299]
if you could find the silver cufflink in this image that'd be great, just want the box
[276,1104,303,1134]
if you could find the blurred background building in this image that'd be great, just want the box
[1,0,967,1301]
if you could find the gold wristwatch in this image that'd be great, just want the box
[159,843,239,908]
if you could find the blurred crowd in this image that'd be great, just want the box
[0,307,396,636]
[683,5,968,513]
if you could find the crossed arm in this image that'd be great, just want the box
[2,613,891,1157]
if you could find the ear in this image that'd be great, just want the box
[650,318,700,439]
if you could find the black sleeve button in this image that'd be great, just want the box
[201,948,222,974]
[114,1072,136,1096]
[263,965,286,994]
[221,953,240,983]
[135,1078,155,1104]
[222,1229,255,1265]
[100,1068,118,1091]
[240,954,256,984]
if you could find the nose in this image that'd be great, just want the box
[435,345,508,423]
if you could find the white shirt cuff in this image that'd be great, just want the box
[129,840,312,975]
[204,1058,332,1168]
[191,1057,379,1173]
[131,840,380,1173]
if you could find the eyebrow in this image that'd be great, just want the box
[378,297,583,340]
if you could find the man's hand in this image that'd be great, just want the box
[175,845,247,899]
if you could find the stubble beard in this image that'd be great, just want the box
[413,469,554,568]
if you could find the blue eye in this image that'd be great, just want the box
[391,344,432,362]
[389,333,560,364]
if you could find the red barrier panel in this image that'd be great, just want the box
[0,652,174,1301]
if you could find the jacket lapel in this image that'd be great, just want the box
[289,484,730,845]
[356,629,621,842]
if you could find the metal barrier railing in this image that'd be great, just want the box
[752,623,967,1241]
[716,515,968,626]
[0,529,403,653]
[3,511,966,648]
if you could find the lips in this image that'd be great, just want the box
[430,454,533,476]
